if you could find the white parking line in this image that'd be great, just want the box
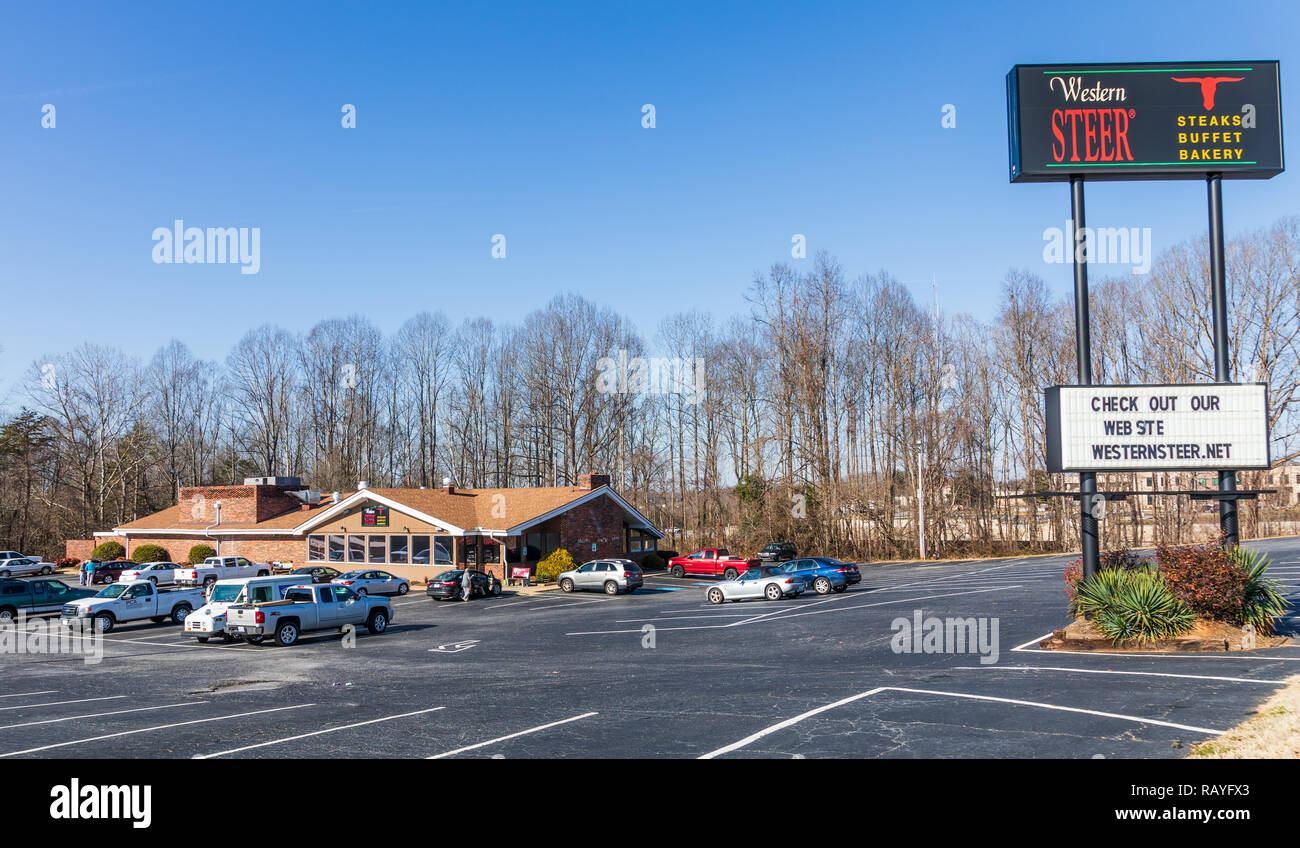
[0,701,207,731]
[0,690,58,700]
[427,711,598,759]
[952,665,1286,685]
[700,684,1225,757]
[882,687,1227,734]
[194,706,446,758]
[0,695,126,712]
[699,689,886,758]
[0,703,316,757]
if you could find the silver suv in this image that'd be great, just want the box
[557,559,644,595]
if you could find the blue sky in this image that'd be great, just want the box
[1,0,1296,401]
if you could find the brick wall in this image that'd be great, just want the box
[176,484,305,526]
[559,493,626,561]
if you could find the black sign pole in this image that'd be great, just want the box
[1071,176,1100,580]
[1207,173,1239,548]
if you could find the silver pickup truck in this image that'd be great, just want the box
[225,583,393,646]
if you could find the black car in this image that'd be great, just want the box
[756,542,797,563]
[288,566,343,584]
[426,568,502,601]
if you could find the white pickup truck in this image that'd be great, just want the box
[60,580,207,633]
[226,583,393,646]
[174,556,271,587]
[184,575,310,643]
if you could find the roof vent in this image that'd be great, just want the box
[331,491,342,504]
[358,481,369,490]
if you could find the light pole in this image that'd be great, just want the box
[916,446,927,561]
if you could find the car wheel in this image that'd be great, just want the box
[723,567,738,581]
[764,584,782,601]
[94,613,115,633]
[707,587,725,605]
[670,565,684,578]
[274,621,299,647]
[171,605,191,625]
[814,577,832,595]
[560,578,575,593]
[0,571,9,579]
[357,588,368,596]
[103,574,115,583]
[40,566,53,575]
[148,576,158,585]
[492,583,502,597]
[367,610,389,634]
[0,608,15,624]
[203,576,216,588]
[397,583,409,595]
[604,580,619,595]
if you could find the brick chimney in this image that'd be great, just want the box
[579,473,610,490]
[442,476,455,495]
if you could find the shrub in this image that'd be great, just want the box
[188,544,216,564]
[55,557,81,569]
[1065,549,1147,602]
[641,553,666,571]
[1229,546,1291,636]
[1073,567,1195,644]
[536,548,576,582]
[131,544,170,564]
[90,541,125,561]
[1155,541,1247,621]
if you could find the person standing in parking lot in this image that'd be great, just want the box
[461,567,473,601]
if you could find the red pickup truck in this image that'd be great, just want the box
[667,549,759,580]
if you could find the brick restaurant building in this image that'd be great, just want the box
[67,473,663,582]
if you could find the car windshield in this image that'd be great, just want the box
[209,585,244,603]
[761,566,785,577]
[96,584,127,599]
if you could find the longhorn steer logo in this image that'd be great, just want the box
[1171,76,1244,110]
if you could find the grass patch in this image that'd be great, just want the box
[1189,674,1300,759]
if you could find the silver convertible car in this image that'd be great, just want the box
[706,565,804,604]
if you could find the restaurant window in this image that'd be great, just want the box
[412,535,431,565]
[348,535,366,563]
[308,535,326,562]
[389,536,408,565]
[433,535,453,565]
[483,540,500,564]
[328,535,345,563]
[524,532,559,560]
[368,535,386,564]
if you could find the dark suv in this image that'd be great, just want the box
[756,542,796,563]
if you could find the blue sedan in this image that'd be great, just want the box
[779,558,855,595]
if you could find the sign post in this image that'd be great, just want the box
[1070,177,1099,580]
[1207,175,1239,546]
[1009,60,1283,569]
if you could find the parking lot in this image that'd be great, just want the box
[2,538,1299,759]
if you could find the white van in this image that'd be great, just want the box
[184,575,311,642]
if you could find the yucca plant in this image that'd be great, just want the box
[1072,567,1195,644]
[1229,547,1291,636]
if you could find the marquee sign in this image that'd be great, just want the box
[361,506,389,527]
[1007,61,1283,182]
[1045,384,1270,473]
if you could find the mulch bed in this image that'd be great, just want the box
[1039,617,1292,652]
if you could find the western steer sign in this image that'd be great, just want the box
[1007,61,1283,182]
[1046,384,1270,473]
